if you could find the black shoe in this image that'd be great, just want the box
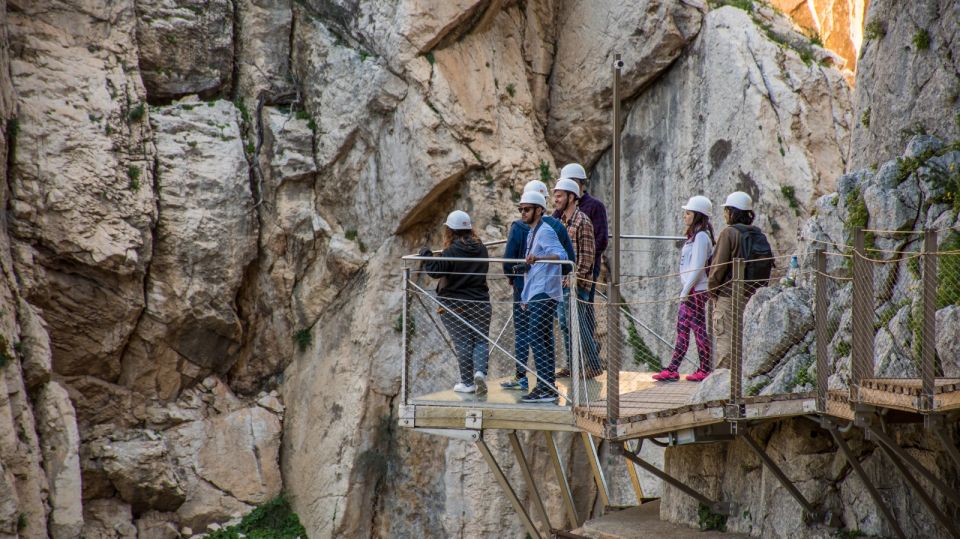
[520,387,558,403]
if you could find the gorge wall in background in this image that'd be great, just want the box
[1,0,958,538]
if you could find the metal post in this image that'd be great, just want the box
[815,249,828,413]
[476,436,542,539]
[544,431,579,528]
[401,266,410,405]
[826,423,906,539]
[581,432,610,510]
[921,229,937,411]
[607,53,623,425]
[507,432,552,535]
[851,229,874,400]
[571,271,581,406]
[730,258,745,406]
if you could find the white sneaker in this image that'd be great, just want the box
[453,383,477,393]
[473,372,487,394]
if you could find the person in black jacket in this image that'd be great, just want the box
[419,210,492,394]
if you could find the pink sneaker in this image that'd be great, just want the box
[652,369,679,382]
[685,369,709,382]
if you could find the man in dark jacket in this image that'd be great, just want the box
[420,210,492,394]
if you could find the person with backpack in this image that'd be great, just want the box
[501,180,575,392]
[653,196,715,382]
[552,178,602,379]
[419,211,492,394]
[708,192,773,370]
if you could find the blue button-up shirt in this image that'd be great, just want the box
[521,220,567,303]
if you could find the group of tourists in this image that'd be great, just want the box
[418,160,768,405]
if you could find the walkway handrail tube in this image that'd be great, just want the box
[814,249,828,413]
[921,229,937,411]
[607,52,623,428]
[402,254,575,268]
[401,267,410,406]
[619,234,686,241]
[730,258,745,406]
[851,228,874,398]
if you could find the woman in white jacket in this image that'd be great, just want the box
[653,196,715,382]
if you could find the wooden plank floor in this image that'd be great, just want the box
[858,378,960,412]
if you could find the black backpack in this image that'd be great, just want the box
[732,224,774,295]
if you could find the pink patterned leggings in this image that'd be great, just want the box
[667,291,712,372]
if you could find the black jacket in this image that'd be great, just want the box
[422,239,490,301]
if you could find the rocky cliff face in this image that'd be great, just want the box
[4,0,956,538]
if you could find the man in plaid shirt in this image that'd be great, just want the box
[552,178,602,378]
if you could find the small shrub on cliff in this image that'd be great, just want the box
[538,160,552,182]
[780,185,800,213]
[6,117,18,164]
[912,29,931,51]
[127,165,141,191]
[864,21,886,41]
[127,103,145,123]
[697,503,727,531]
[707,0,754,11]
[206,496,307,539]
[293,328,312,353]
[860,107,871,128]
[0,335,12,369]
[505,82,516,98]
[425,51,435,65]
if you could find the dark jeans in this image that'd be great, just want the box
[526,293,558,392]
[512,287,531,378]
[440,299,492,385]
[557,287,601,372]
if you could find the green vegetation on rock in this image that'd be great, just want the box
[205,496,307,539]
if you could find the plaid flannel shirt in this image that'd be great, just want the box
[561,209,595,285]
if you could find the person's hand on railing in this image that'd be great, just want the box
[418,246,433,257]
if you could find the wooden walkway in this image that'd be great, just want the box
[405,374,960,440]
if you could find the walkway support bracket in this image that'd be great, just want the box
[740,431,819,519]
[545,431,580,528]
[582,432,610,510]
[476,435,542,539]
[825,420,906,539]
[508,431,552,536]
[617,443,734,516]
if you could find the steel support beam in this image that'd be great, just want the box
[863,424,960,509]
[623,440,646,504]
[607,53,623,425]
[545,431,579,528]
[617,444,732,515]
[508,431,552,535]
[476,436,542,539]
[582,432,610,510]
[740,433,817,517]
[872,434,960,538]
[826,424,906,539]
[933,423,960,471]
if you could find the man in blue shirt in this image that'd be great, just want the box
[501,180,575,392]
[517,191,566,403]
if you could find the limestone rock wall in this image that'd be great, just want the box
[0,0,955,538]
[850,0,960,169]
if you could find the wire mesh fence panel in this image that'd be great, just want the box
[403,260,579,412]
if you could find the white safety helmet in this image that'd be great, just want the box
[559,163,587,181]
[444,210,472,230]
[553,178,581,198]
[519,191,547,209]
[723,191,753,211]
[682,195,713,216]
[523,180,549,198]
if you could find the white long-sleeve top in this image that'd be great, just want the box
[678,231,713,298]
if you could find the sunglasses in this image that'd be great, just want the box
[518,206,537,214]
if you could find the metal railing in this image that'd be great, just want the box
[399,227,960,425]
